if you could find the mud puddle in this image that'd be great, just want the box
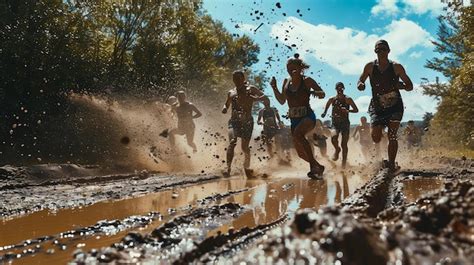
[1,170,368,264]
[402,178,445,203]
[70,171,367,264]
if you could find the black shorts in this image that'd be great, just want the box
[262,126,278,140]
[369,98,404,127]
[332,119,350,136]
[229,118,254,140]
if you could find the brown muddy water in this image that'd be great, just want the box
[402,178,445,203]
[1,172,367,264]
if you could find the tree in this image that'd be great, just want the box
[423,3,473,149]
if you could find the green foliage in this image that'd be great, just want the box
[423,4,474,149]
[0,0,262,164]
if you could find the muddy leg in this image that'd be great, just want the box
[226,129,238,175]
[241,138,251,169]
[331,134,341,161]
[341,132,349,167]
[387,121,400,167]
[293,119,321,171]
[186,128,197,153]
[266,139,274,158]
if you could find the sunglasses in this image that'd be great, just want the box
[375,47,389,53]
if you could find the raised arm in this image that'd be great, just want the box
[222,91,232,114]
[249,86,266,101]
[271,77,287,105]
[257,109,264,125]
[347,97,359,113]
[191,104,202,119]
[321,97,334,118]
[357,62,373,91]
[394,63,413,91]
[305,77,325,99]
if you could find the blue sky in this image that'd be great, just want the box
[202,0,449,123]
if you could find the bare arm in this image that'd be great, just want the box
[357,62,373,91]
[321,98,334,117]
[271,77,287,105]
[191,104,202,119]
[249,86,266,101]
[222,91,232,114]
[305,77,325,99]
[352,126,360,138]
[394,63,413,91]
[275,109,281,124]
[347,97,359,113]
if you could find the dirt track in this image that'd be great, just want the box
[0,157,472,264]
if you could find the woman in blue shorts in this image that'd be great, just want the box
[271,54,326,178]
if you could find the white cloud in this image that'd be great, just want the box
[400,85,438,120]
[409,51,423,59]
[354,95,372,112]
[371,0,399,16]
[371,0,446,17]
[402,0,446,15]
[270,17,432,75]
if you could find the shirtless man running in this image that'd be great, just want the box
[169,91,202,152]
[357,40,413,172]
[352,116,372,161]
[322,82,359,167]
[222,70,265,176]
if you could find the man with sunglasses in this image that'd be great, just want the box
[357,40,413,172]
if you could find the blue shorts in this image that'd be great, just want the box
[290,110,316,132]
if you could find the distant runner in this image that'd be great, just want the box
[357,40,413,172]
[352,116,372,161]
[257,97,281,158]
[168,91,202,153]
[322,82,359,167]
[311,119,331,158]
[275,121,292,163]
[271,54,326,179]
[222,70,265,177]
[404,120,422,149]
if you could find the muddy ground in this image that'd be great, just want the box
[0,157,472,264]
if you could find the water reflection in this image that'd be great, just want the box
[403,178,444,203]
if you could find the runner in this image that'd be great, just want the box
[321,82,359,167]
[257,97,281,158]
[271,54,326,178]
[275,121,292,163]
[222,70,265,177]
[352,116,373,161]
[168,91,202,153]
[404,120,422,149]
[357,40,413,172]
[311,119,331,158]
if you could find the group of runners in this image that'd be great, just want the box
[166,40,414,179]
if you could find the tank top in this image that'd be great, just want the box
[285,76,311,108]
[332,96,350,121]
[369,60,403,111]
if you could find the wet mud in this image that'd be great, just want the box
[1,158,472,264]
